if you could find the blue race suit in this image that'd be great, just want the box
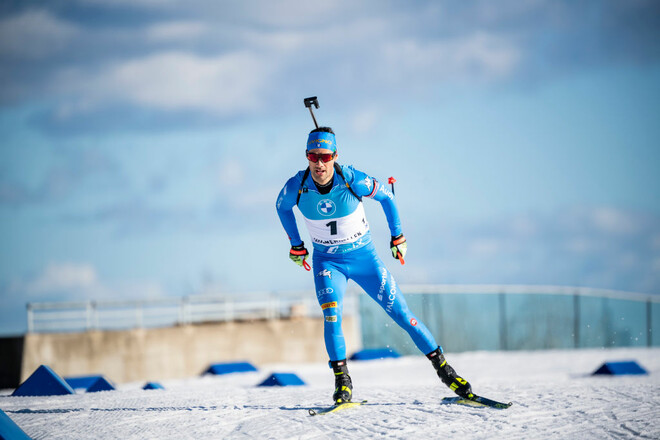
[276,164,438,361]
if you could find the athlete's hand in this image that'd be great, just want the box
[390,234,407,264]
[289,243,311,271]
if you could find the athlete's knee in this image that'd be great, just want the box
[385,300,412,323]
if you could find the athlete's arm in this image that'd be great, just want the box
[276,175,304,246]
[344,166,402,237]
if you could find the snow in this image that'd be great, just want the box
[1,347,659,439]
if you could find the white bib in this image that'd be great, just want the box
[303,202,370,249]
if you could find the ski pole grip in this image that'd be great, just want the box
[304,97,319,108]
[388,177,396,195]
[304,97,320,129]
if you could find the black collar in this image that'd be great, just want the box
[314,176,334,194]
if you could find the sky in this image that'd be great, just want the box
[1,0,659,336]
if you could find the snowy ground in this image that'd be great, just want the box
[1,347,659,439]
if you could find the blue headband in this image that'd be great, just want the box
[306,131,337,152]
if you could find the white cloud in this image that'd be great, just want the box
[38,11,521,120]
[242,29,307,52]
[0,9,79,59]
[54,51,274,115]
[590,206,639,235]
[106,51,271,113]
[19,5,528,121]
[467,238,504,257]
[217,159,245,187]
[381,32,520,84]
[510,216,538,237]
[409,206,660,293]
[3,1,659,121]
[113,280,168,300]
[350,108,380,134]
[11,261,167,302]
[25,262,98,295]
[144,21,209,42]
[241,188,278,208]
[564,237,595,254]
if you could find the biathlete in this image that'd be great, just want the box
[276,126,473,404]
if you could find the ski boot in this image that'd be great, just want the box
[330,359,353,404]
[427,348,473,398]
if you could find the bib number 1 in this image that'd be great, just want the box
[326,220,337,235]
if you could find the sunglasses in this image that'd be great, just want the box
[306,152,336,163]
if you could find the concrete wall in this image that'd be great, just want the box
[20,316,360,384]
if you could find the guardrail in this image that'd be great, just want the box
[361,284,660,353]
[26,291,360,333]
[26,284,659,349]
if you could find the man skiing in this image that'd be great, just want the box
[276,126,473,405]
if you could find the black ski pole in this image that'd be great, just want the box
[388,177,405,265]
[304,96,319,128]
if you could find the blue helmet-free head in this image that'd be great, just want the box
[307,127,337,153]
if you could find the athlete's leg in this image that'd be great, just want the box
[312,257,348,361]
[348,246,473,398]
[349,247,438,355]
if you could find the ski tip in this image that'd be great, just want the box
[442,395,512,409]
[308,400,368,416]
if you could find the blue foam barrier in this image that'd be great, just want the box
[0,409,32,440]
[257,373,306,387]
[143,382,165,390]
[87,377,116,392]
[349,348,401,361]
[592,360,648,376]
[11,365,75,397]
[204,361,258,375]
[65,375,105,391]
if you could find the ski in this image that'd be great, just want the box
[308,400,368,416]
[442,394,512,409]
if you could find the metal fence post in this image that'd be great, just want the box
[225,300,233,321]
[27,303,33,333]
[573,292,580,349]
[499,292,507,350]
[180,296,189,325]
[86,301,92,331]
[648,300,653,347]
[136,302,143,328]
[92,301,98,329]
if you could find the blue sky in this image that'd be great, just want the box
[1,1,659,335]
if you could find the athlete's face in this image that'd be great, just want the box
[307,148,337,185]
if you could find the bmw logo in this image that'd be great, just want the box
[317,199,336,216]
